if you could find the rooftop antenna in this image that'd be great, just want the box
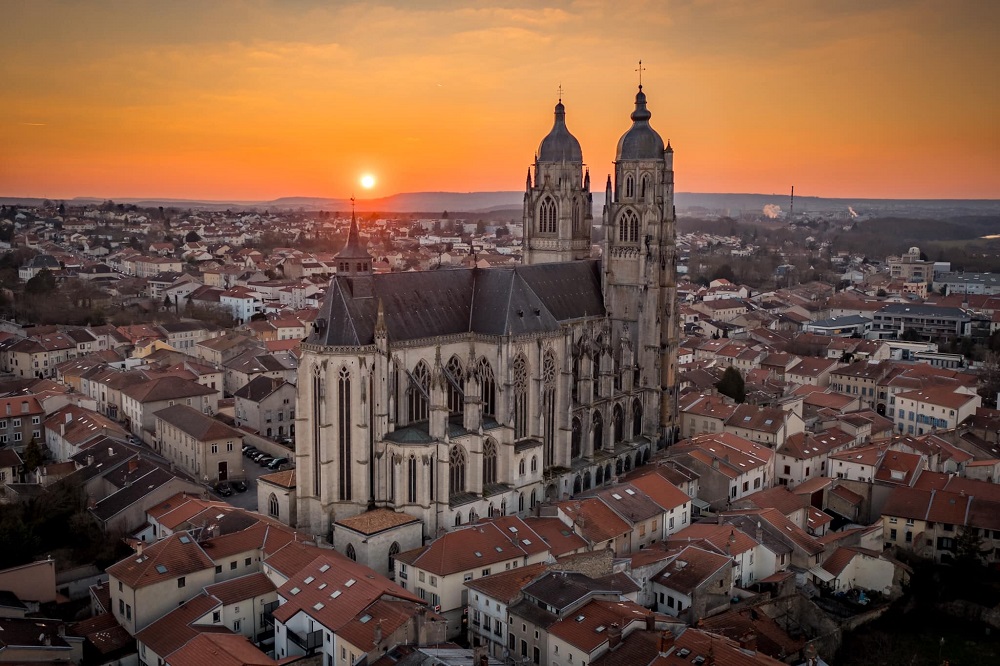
[789,186,794,222]
[635,59,646,89]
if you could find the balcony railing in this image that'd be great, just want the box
[286,627,323,652]
[262,600,280,626]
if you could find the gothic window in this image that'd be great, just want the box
[613,347,623,392]
[618,209,639,243]
[530,455,538,473]
[530,489,537,508]
[512,354,528,440]
[571,353,580,403]
[518,458,525,476]
[455,512,462,526]
[539,197,557,234]
[388,542,400,575]
[446,356,464,415]
[338,366,352,501]
[449,445,467,496]
[641,174,650,200]
[572,198,582,233]
[518,492,524,512]
[389,455,397,502]
[542,351,557,469]
[592,410,604,451]
[268,493,279,518]
[311,365,324,496]
[613,403,624,444]
[571,417,582,460]
[346,543,356,561]
[407,456,417,503]
[483,439,498,487]
[479,358,496,418]
[407,361,430,423]
[632,399,643,438]
[625,174,635,199]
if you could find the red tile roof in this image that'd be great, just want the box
[204,572,275,606]
[396,519,547,576]
[165,631,275,666]
[548,598,653,654]
[106,533,214,589]
[464,563,548,604]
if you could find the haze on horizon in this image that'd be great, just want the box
[2,1,998,202]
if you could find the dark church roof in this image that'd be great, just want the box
[310,260,605,346]
[616,87,665,160]
[536,101,583,163]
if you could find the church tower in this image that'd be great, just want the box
[602,84,680,445]
[522,99,593,265]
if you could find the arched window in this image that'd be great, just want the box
[519,458,525,476]
[530,455,538,473]
[641,174,650,200]
[613,347,623,391]
[632,399,643,438]
[518,492,524,512]
[571,417,582,460]
[338,366,352,501]
[455,512,463,526]
[572,198,582,233]
[346,543,357,561]
[530,489,537,508]
[469,509,478,523]
[618,209,639,243]
[625,174,635,199]
[407,362,430,423]
[449,445,467,496]
[539,197,557,233]
[311,365,325,497]
[479,358,496,418]
[388,542,400,576]
[268,493,279,518]
[483,439,498,487]
[446,356,464,415]
[613,403,624,444]
[542,351,557,468]
[592,410,604,452]
[407,455,418,503]
[512,354,528,440]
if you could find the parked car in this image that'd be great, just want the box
[243,447,260,459]
[258,455,276,467]
[268,457,290,470]
[215,481,233,497]
[232,479,248,493]
[251,451,269,463]
[242,444,254,454]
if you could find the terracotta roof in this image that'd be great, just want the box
[258,469,296,489]
[698,608,806,660]
[337,599,441,654]
[668,523,757,557]
[671,432,773,479]
[821,546,880,577]
[724,508,824,556]
[733,486,808,518]
[807,507,833,531]
[555,498,631,545]
[335,508,420,535]
[464,563,548,603]
[121,376,216,403]
[789,476,834,495]
[829,484,864,505]
[652,545,731,595]
[875,450,923,486]
[204,572,275,606]
[263,540,327,580]
[582,483,669,523]
[134,593,227,658]
[68,612,134,655]
[397,518,547,576]
[652,627,787,665]
[155,404,241,442]
[623,473,691,512]
[106,532,214,589]
[523,517,588,557]
[547,598,653,653]
[679,393,738,420]
[725,404,788,434]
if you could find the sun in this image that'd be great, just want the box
[360,174,376,189]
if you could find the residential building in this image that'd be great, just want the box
[667,432,774,509]
[234,376,297,439]
[154,404,244,483]
[120,376,219,444]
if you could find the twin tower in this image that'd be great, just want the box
[523,86,680,441]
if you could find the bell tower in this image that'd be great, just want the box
[602,82,679,446]
[523,99,593,265]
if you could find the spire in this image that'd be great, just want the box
[526,167,532,190]
[337,200,372,262]
[584,168,590,190]
[630,87,652,123]
[374,298,387,338]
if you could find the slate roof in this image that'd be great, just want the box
[120,376,215,403]
[155,404,241,442]
[311,260,605,346]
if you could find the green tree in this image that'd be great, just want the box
[185,230,201,243]
[24,269,56,295]
[955,525,988,567]
[900,328,922,342]
[716,366,746,403]
[22,437,44,474]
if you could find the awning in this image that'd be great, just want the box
[691,497,711,511]
[808,566,836,583]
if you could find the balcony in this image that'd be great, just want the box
[262,600,279,626]
[286,626,323,652]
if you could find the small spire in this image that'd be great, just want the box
[635,59,646,90]
[584,168,590,189]
[526,167,532,190]
[557,82,564,103]
[375,298,387,337]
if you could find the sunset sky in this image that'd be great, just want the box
[2,1,998,201]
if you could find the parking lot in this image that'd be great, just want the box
[212,446,294,513]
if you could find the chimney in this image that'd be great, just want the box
[416,605,427,645]
[645,615,656,631]
[607,623,622,649]
[65,412,72,424]
[373,619,382,646]
[108,447,114,457]
[473,645,487,666]
[658,630,675,656]
[85,454,94,467]
[756,521,763,544]
[128,459,138,474]
[738,630,757,651]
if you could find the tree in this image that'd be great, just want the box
[900,328,922,342]
[955,525,988,567]
[710,264,735,283]
[716,366,746,403]
[979,352,1000,407]
[24,269,56,295]
[22,438,44,474]
[185,230,201,243]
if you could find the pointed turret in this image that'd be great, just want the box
[336,209,373,277]
[616,86,665,161]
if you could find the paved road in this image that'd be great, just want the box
[212,454,291,512]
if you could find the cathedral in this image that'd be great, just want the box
[296,85,680,539]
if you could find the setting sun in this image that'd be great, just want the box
[360,174,376,190]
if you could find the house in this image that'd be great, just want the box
[0,395,45,450]
[0,448,22,485]
[547,598,654,666]
[667,432,774,509]
[891,387,981,436]
[723,403,803,449]
[678,393,736,440]
[154,404,245,483]
[43,404,129,461]
[463,563,549,658]
[332,508,423,579]
[233,376,297,440]
[258,469,297,527]
[775,428,857,488]
[813,546,896,594]
[120,376,219,445]
[394,518,550,637]
[651,545,732,622]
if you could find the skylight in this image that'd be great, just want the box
[475,551,482,558]
[314,602,325,611]
[331,590,342,598]
[155,564,168,574]
[495,546,503,552]
[179,536,191,544]
[290,587,300,595]
[318,583,327,590]
[611,493,623,500]
[508,527,518,533]
[743,416,752,422]
[320,564,330,572]
[304,576,315,584]
[360,615,372,624]
[575,615,585,622]
[345,579,356,588]
[625,489,635,495]
[522,539,532,546]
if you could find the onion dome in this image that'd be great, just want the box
[616,87,665,160]
[536,101,583,163]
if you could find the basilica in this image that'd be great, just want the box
[295,85,680,539]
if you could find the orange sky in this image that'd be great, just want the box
[2,1,998,201]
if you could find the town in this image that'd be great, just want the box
[2,182,1000,666]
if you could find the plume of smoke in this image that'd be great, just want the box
[763,204,782,219]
